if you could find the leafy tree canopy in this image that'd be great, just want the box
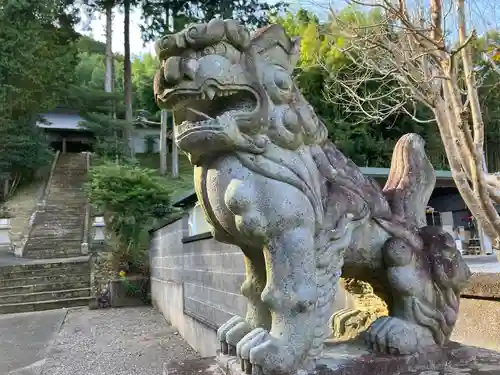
[274,9,447,168]
[139,0,288,42]
[0,0,80,121]
[0,0,80,186]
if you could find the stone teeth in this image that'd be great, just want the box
[205,87,216,100]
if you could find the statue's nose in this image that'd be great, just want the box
[163,57,199,84]
[182,59,199,81]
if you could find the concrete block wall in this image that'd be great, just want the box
[149,215,246,357]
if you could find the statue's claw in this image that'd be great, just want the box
[237,328,295,375]
[364,316,436,355]
[218,316,252,355]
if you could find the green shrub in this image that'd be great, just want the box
[86,162,172,272]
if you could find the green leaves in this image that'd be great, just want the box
[132,54,160,116]
[276,8,447,169]
[0,0,79,120]
[138,0,288,42]
[0,0,77,183]
[86,162,172,269]
[0,117,53,179]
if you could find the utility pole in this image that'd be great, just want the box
[171,113,179,178]
[160,110,168,176]
[166,7,179,178]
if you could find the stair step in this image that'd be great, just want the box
[24,242,82,248]
[1,288,90,304]
[0,273,89,288]
[24,239,82,245]
[0,269,89,282]
[29,230,82,235]
[0,296,91,314]
[0,260,89,278]
[24,242,83,248]
[28,233,82,238]
[23,251,84,259]
[23,245,83,251]
[0,281,90,296]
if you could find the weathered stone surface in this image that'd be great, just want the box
[217,342,500,375]
[165,358,223,375]
[155,18,472,375]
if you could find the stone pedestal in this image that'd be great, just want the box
[109,276,150,307]
[215,341,500,375]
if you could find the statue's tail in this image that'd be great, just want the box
[383,133,436,228]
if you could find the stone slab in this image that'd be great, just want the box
[216,341,500,375]
[451,298,500,351]
[165,357,223,375]
[108,276,149,307]
[462,272,500,299]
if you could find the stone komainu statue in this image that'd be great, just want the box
[154,19,471,375]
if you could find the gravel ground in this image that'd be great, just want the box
[41,307,200,375]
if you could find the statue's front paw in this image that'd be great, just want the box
[237,328,295,375]
[364,316,436,355]
[218,316,253,356]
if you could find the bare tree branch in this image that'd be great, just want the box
[310,0,500,245]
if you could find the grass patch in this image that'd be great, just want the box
[134,153,194,197]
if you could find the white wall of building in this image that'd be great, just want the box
[187,202,213,236]
[131,128,161,154]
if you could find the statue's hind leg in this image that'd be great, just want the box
[218,249,270,356]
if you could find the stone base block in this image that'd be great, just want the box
[109,276,150,308]
[215,340,500,375]
[164,357,223,375]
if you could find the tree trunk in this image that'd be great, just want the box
[104,4,113,95]
[123,0,135,158]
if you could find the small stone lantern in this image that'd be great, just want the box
[92,215,106,244]
[0,207,12,254]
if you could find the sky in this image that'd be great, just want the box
[77,1,333,56]
[78,8,154,56]
[77,1,500,56]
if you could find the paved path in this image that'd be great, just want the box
[463,254,500,273]
[0,309,66,375]
[0,307,199,375]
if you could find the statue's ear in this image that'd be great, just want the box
[288,37,301,72]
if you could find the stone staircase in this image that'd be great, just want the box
[0,257,91,314]
[23,152,88,259]
[0,152,92,314]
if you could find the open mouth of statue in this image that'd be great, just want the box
[171,87,259,137]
